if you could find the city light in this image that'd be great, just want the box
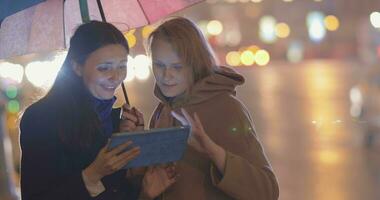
[307,11,326,43]
[324,15,340,31]
[25,51,66,89]
[275,23,291,38]
[133,54,151,80]
[226,51,241,67]
[259,16,277,43]
[207,20,223,36]
[255,50,270,66]
[287,41,304,63]
[125,55,151,82]
[240,50,255,66]
[370,12,380,28]
[0,62,24,84]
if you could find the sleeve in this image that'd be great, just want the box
[81,171,106,197]
[206,100,279,200]
[20,107,94,200]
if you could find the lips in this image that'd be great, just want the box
[161,82,177,87]
[101,84,117,91]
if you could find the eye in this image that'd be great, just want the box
[153,61,165,68]
[118,63,127,70]
[172,64,183,70]
[96,64,112,72]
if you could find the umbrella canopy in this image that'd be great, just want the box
[0,0,45,21]
[0,0,204,60]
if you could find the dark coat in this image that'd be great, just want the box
[20,98,140,200]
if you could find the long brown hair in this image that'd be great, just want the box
[147,17,218,83]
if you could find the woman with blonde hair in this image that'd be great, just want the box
[123,17,279,200]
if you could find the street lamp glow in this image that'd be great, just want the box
[126,55,136,82]
[275,23,291,38]
[324,15,340,31]
[226,51,241,67]
[207,20,223,36]
[307,12,326,43]
[259,16,277,43]
[240,50,255,66]
[287,41,304,63]
[25,52,65,89]
[255,50,270,66]
[133,54,151,80]
[370,12,380,28]
[248,45,260,54]
[0,62,24,84]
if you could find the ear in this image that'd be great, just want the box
[72,61,83,77]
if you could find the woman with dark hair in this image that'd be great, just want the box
[126,17,279,199]
[20,21,175,200]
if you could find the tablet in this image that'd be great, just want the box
[109,126,190,169]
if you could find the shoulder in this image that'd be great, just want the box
[20,97,60,141]
[208,93,250,114]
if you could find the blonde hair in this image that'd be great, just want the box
[147,17,218,83]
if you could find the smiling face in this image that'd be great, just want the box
[151,39,193,98]
[73,44,128,100]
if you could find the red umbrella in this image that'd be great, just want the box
[0,0,204,103]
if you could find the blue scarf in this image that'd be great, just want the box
[91,96,117,136]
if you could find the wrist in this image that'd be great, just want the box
[84,165,102,183]
[206,140,224,159]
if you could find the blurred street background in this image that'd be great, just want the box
[2,0,380,199]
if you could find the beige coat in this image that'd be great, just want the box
[149,66,279,200]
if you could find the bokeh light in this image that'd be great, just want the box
[226,51,241,67]
[7,100,20,113]
[275,23,291,38]
[240,50,255,66]
[259,15,277,43]
[370,12,380,28]
[255,50,270,66]
[25,51,66,89]
[207,20,223,36]
[133,54,151,80]
[0,62,24,84]
[307,11,326,43]
[324,15,340,31]
[287,41,304,63]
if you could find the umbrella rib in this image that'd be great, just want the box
[96,0,107,22]
[136,0,150,24]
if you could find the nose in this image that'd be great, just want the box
[109,69,123,82]
[162,67,174,80]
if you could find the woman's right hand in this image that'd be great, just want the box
[84,141,140,183]
[120,104,145,132]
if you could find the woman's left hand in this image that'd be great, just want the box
[119,104,144,132]
[171,108,226,173]
[140,166,177,199]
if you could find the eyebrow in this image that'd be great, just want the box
[153,60,182,65]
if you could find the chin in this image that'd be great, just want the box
[97,93,115,100]
[160,90,180,98]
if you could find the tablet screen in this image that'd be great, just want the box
[109,126,190,168]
